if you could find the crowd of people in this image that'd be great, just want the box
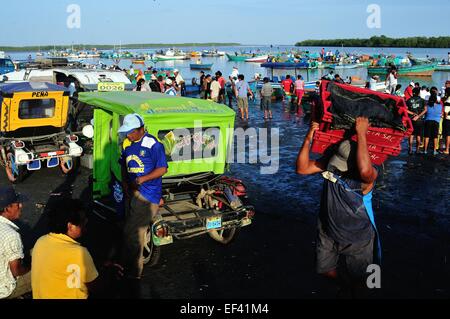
[379,72,450,155]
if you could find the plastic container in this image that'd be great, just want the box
[311,81,413,165]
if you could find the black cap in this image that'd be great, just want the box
[0,186,27,210]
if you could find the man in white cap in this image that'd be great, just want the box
[173,69,185,96]
[118,114,168,291]
[296,117,380,297]
[164,79,178,96]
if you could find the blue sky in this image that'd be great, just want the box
[1,0,449,46]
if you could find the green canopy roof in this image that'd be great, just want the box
[77,91,235,119]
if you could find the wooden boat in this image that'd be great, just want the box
[132,59,146,65]
[436,63,450,71]
[367,63,437,77]
[190,63,213,70]
[226,53,250,62]
[245,55,269,63]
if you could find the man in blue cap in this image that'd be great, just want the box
[0,186,31,299]
[118,114,168,287]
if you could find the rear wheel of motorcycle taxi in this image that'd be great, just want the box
[143,226,161,267]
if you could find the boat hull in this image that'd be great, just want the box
[368,64,436,77]
[190,64,213,70]
[226,54,249,62]
[436,64,450,71]
[261,62,310,69]
[245,55,269,63]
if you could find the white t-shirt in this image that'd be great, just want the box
[210,81,221,99]
[420,90,430,100]
[389,73,397,86]
[175,74,184,85]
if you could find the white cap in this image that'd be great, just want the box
[165,79,173,85]
[174,69,179,73]
[118,113,145,135]
[410,81,415,86]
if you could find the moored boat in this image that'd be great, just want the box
[367,63,437,77]
[260,61,310,69]
[245,55,269,63]
[436,63,450,71]
[190,63,213,70]
[226,53,250,62]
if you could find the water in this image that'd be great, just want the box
[6,45,450,90]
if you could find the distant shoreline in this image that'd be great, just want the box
[296,36,450,49]
[0,43,241,52]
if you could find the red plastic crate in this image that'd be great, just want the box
[311,82,413,165]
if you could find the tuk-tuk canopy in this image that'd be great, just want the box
[0,82,68,95]
[77,91,235,120]
[77,91,236,198]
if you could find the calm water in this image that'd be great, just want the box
[7,45,450,90]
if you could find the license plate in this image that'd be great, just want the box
[206,216,222,230]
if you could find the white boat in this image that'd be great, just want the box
[154,49,188,61]
[245,55,269,63]
[436,63,450,71]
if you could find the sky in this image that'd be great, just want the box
[1,0,449,46]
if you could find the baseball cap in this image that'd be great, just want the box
[409,81,415,86]
[327,140,356,173]
[118,113,145,135]
[173,69,179,73]
[165,78,173,86]
[0,186,27,210]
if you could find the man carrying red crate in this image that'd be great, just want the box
[296,117,380,297]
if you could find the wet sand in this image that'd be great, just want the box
[3,100,450,299]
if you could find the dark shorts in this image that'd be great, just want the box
[316,221,374,278]
[443,119,450,138]
[412,120,424,136]
[261,96,271,111]
[424,120,439,139]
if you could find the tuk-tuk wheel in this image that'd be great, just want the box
[5,153,26,183]
[143,226,161,267]
[208,227,238,245]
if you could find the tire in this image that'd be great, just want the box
[5,153,27,183]
[143,226,161,267]
[208,227,238,245]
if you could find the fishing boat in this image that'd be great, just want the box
[132,59,146,65]
[436,63,450,71]
[260,61,310,69]
[226,53,251,62]
[154,49,189,61]
[328,63,363,70]
[245,55,269,63]
[190,63,213,70]
[367,63,437,77]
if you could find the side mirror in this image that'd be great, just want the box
[82,124,94,139]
